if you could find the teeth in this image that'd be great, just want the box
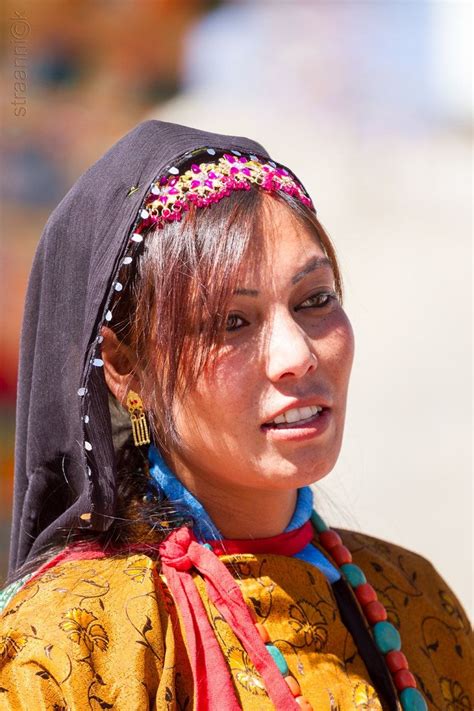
[271,405,322,426]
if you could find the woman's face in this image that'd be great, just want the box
[170,196,355,495]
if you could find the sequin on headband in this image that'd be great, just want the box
[135,152,314,234]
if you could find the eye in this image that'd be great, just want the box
[225,313,248,332]
[297,291,337,310]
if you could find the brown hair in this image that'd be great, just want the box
[111,185,343,455]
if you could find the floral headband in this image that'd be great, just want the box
[132,149,315,237]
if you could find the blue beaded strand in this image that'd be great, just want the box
[400,687,428,711]
[339,562,367,588]
[310,509,328,532]
[265,644,289,676]
[373,621,402,654]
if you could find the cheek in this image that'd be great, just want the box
[322,312,355,387]
[338,315,355,372]
[180,349,258,431]
[337,334,354,408]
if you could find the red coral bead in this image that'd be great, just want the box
[393,669,417,690]
[385,650,409,673]
[319,530,342,550]
[330,544,352,565]
[255,623,270,644]
[363,600,388,624]
[284,675,301,697]
[355,583,377,606]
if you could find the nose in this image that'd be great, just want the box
[265,309,317,382]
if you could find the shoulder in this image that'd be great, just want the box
[339,528,459,593]
[340,527,440,574]
[338,527,470,618]
[1,549,167,622]
[0,551,172,708]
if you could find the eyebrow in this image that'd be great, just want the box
[233,256,333,297]
[291,256,333,284]
[234,288,260,297]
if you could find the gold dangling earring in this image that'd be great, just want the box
[126,390,151,446]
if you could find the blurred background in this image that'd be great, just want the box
[0,1,472,614]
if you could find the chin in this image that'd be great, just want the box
[256,453,336,491]
[261,422,344,483]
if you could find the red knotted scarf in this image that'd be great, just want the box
[159,521,313,710]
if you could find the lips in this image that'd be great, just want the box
[262,399,331,429]
[263,404,323,427]
[261,406,332,442]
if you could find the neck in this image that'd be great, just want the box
[196,485,298,540]
[168,455,297,540]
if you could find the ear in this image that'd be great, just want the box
[100,326,141,406]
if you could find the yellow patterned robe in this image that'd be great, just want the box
[0,530,472,710]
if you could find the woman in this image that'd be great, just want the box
[0,121,471,710]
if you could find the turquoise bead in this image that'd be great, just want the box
[265,644,289,675]
[373,621,401,654]
[400,687,428,711]
[311,510,328,533]
[340,563,367,588]
[202,543,213,550]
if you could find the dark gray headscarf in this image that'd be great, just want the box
[9,120,276,575]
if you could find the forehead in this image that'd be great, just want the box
[241,196,328,282]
